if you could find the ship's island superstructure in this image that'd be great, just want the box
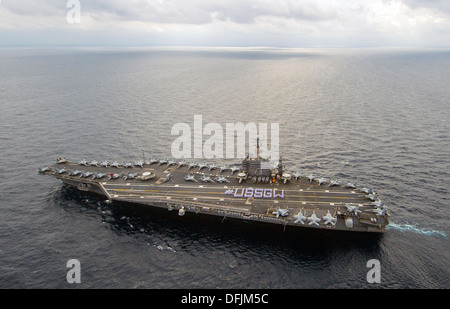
[39,141,389,233]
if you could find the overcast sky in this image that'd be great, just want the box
[0,0,449,47]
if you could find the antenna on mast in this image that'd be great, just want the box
[256,137,260,159]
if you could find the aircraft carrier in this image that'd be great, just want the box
[39,144,389,233]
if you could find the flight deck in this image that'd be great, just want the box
[40,155,389,233]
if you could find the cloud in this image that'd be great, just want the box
[0,0,449,46]
[73,0,342,24]
[403,0,450,14]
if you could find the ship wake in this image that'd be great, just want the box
[387,222,447,238]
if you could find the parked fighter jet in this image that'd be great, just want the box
[90,160,99,167]
[100,161,109,168]
[293,171,303,180]
[67,170,82,176]
[38,166,51,173]
[92,172,107,179]
[365,193,377,201]
[308,211,321,226]
[80,171,93,178]
[317,177,328,185]
[123,162,133,168]
[323,211,337,226]
[344,182,357,189]
[294,210,307,224]
[107,173,121,180]
[184,173,197,182]
[162,173,172,183]
[134,160,144,168]
[328,179,341,187]
[148,158,159,165]
[53,168,67,175]
[273,208,290,218]
[358,187,373,194]
[177,161,187,168]
[110,161,120,168]
[368,206,389,217]
[208,163,218,171]
[219,166,228,173]
[216,175,230,183]
[78,159,88,166]
[123,173,138,180]
[158,159,168,166]
[345,204,362,215]
[230,166,240,174]
[200,175,214,183]
[198,163,208,171]
[188,162,198,169]
[167,160,177,166]
[306,174,315,182]
[371,200,385,208]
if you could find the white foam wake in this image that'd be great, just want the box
[387,222,447,238]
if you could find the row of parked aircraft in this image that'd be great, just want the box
[288,171,379,197]
[184,173,230,183]
[274,200,388,224]
[75,158,241,174]
[38,166,149,181]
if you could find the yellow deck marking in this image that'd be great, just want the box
[132,189,224,195]
[113,188,352,200]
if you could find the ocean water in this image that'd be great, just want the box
[0,47,448,289]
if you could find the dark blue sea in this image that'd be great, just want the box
[0,47,448,289]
